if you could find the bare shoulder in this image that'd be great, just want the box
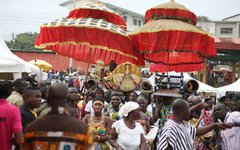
[83,114,91,123]
[84,114,91,119]
[103,116,112,122]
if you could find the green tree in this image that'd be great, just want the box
[197,16,211,21]
[5,32,39,50]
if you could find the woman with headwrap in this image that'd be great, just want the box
[109,101,146,150]
[83,97,112,150]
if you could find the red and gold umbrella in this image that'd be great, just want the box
[149,63,204,73]
[130,0,216,72]
[35,2,144,66]
[67,2,126,30]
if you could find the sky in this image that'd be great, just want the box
[0,0,239,40]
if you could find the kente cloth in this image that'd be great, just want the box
[158,105,173,129]
[22,111,91,150]
[189,110,214,150]
[157,119,196,150]
[22,131,91,150]
[88,115,111,150]
[109,109,121,122]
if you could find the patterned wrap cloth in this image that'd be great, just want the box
[22,131,92,150]
[88,116,111,150]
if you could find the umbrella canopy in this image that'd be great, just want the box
[150,63,204,73]
[35,2,144,66]
[29,59,52,71]
[130,0,216,72]
[67,2,126,29]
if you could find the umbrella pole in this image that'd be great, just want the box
[167,51,170,88]
[86,48,92,79]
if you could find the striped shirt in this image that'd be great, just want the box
[157,119,196,150]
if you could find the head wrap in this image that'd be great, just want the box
[92,97,105,105]
[119,101,140,117]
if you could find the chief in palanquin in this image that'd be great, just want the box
[104,62,141,92]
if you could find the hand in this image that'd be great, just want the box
[215,123,233,130]
[231,122,240,127]
[116,146,124,150]
[215,144,221,150]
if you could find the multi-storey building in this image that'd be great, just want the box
[197,14,240,38]
[197,14,240,83]
[60,0,144,31]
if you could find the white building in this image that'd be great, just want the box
[197,14,240,38]
[60,0,144,31]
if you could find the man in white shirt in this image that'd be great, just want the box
[214,102,240,150]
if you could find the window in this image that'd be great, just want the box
[123,16,127,23]
[239,24,240,37]
[133,19,138,25]
[220,28,233,34]
[138,20,141,26]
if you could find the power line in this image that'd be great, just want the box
[0,14,62,19]
[0,10,67,16]
[0,18,56,23]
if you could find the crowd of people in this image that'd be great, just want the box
[0,75,240,150]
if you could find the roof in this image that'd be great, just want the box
[60,0,144,18]
[102,2,143,18]
[222,14,240,21]
[215,38,240,44]
[214,38,240,51]
[60,0,75,6]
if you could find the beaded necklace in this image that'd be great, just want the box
[88,115,107,136]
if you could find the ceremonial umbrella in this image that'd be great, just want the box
[29,59,52,71]
[130,0,216,72]
[149,63,204,73]
[35,2,144,69]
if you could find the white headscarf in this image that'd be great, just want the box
[119,101,140,117]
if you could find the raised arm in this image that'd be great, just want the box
[196,123,232,136]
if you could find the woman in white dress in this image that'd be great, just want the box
[109,101,146,150]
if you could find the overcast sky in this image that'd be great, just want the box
[0,0,239,40]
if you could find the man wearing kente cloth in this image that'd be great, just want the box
[21,83,92,150]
